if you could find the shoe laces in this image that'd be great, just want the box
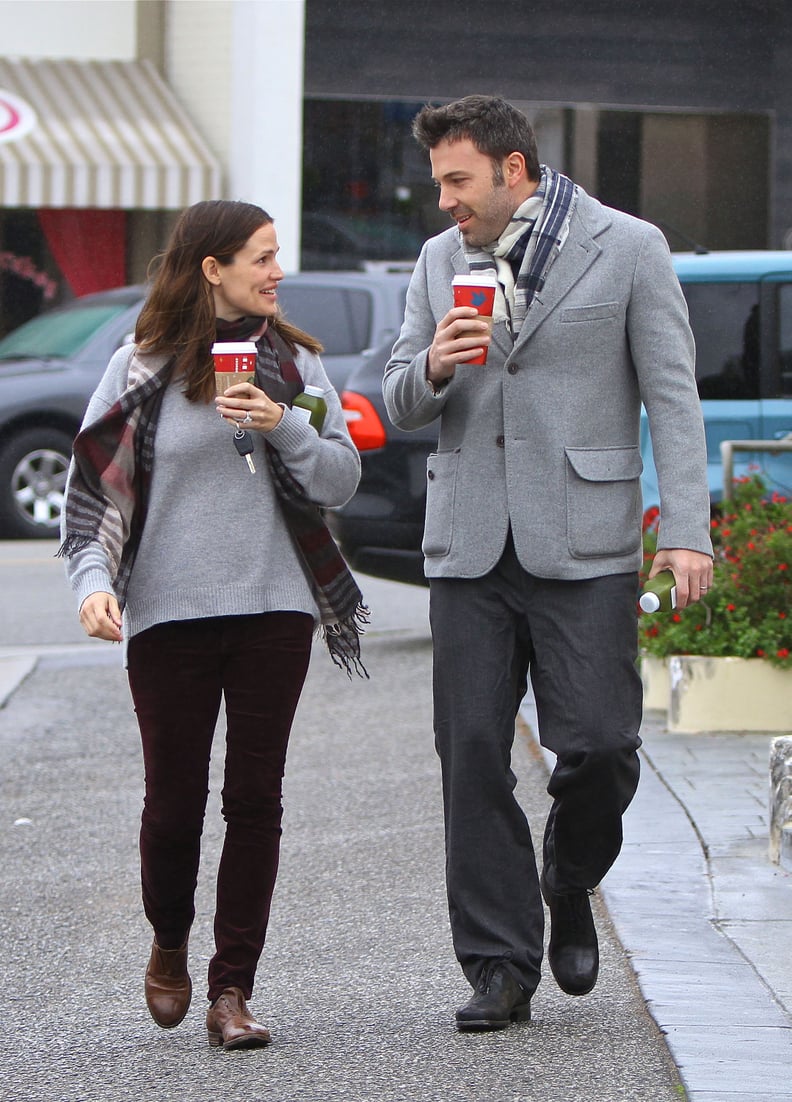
[476,960,510,994]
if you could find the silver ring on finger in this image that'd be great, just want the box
[241,411,253,425]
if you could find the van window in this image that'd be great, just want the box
[776,282,792,396]
[683,282,760,399]
[278,286,372,355]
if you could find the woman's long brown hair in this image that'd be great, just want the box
[135,199,323,403]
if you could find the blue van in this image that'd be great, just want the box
[640,251,792,506]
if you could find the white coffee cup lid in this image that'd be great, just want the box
[211,341,258,353]
[452,274,497,286]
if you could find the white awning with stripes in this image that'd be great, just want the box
[0,58,221,210]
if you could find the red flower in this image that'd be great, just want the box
[780,612,787,619]
[757,648,766,657]
[642,506,660,532]
[726,604,736,612]
[672,613,682,623]
[778,649,790,659]
[779,563,789,571]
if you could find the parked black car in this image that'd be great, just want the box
[329,334,435,587]
[0,270,412,538]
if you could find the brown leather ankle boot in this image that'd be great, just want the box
[144,938,192,1028]
[206,987,271,1049]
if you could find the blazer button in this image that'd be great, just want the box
[427,469,435,480]
[496,435,505,448]
[507,363,517,374]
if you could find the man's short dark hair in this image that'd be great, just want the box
[412,95,541,182]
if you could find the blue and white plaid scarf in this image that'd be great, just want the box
[465,165,577,336]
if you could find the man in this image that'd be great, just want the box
[383,95,713,1032]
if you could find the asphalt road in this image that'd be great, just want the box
[0,542,685,1101]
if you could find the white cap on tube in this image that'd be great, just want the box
[639,592,662,613]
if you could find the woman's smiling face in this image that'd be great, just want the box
[207,222,284,320]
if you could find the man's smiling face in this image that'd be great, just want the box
[430,137,517,248]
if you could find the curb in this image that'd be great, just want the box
[0,654,37,708]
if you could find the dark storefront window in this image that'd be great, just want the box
[0,211,60,336]
[301,98,439,270]
[301,98,772,272]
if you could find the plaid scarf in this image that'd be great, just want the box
[59,326,368,677]
[465,165,577,336]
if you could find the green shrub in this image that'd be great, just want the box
[640,475,792,668]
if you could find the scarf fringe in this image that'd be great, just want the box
[56,533,98,559]
[321,602,370,678]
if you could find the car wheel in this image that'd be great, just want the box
[0,428,74,539]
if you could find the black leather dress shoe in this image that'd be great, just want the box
[455,963,532,1031]
[541,869,599,996]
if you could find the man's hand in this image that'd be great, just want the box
[649,549,713,608]
[79,591,123,642]
[427,306,491,388]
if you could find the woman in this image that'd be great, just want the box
[60,200,365,1049]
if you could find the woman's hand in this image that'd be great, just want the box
[79,592,123,642]
[215,381,284,433]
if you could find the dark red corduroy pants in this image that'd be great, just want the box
[126,612,313,1002]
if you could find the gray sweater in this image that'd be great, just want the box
[64,343,361,639]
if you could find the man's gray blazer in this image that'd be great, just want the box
[383,186,713,581]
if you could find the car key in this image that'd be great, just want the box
[233,428,256,473]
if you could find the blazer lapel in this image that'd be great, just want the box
[512,198,610,351]
[448,192,610,357]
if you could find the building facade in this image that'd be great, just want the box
[0,0,790,332]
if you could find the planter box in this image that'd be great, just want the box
[640,654,670,711]
[668,655,792,733]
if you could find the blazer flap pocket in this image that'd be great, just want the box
[424,449,460,558]
[565,445,643,483]
[561,302,620,323]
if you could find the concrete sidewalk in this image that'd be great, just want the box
[1,638,684,1102]
[604,715,792,1101]
[3,645,791,1099]
[522,698,792,1101]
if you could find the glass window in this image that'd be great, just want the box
[776,283,792,396]
[0,303,130,361]
[682,282,760,399]
[278,286,373,356]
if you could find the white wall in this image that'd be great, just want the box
[229,0,304,272]
[0,0,137,59]
[165,0,305,272]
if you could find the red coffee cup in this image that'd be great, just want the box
[452,274,497,365]
[212,341,257,395]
